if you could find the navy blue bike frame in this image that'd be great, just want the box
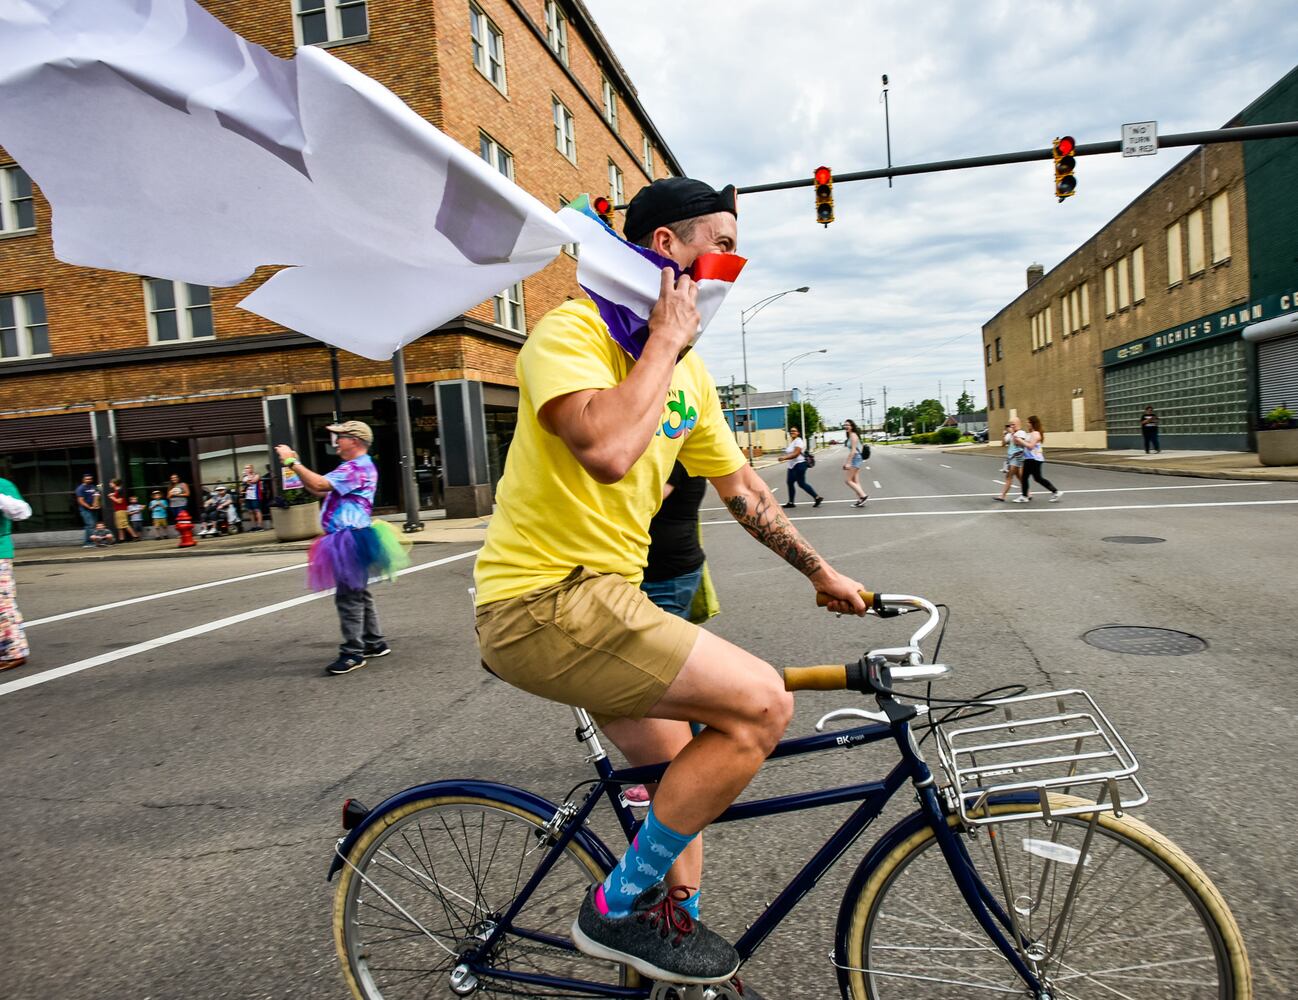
[465,713,1044,997]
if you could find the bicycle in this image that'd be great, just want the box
[327,593,1251,999]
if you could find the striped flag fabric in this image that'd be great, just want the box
[0,0,575,360]
[560,196,747,360]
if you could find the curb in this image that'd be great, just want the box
[1032,458,1298,482]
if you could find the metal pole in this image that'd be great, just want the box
[390,349,423,533]
[329,347,344,422]
[740,316,754,465]
[882,386,888,435]
[881,74,893,189]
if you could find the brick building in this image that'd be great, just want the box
[0,0,682,535]
[983,66,1298,451]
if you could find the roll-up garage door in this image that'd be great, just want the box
[114,398,265,441]
[1258,334,1298,414]
[0,412,94,453]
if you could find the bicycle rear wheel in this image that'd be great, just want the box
[333,795,638,999]
[839,796,1249,999]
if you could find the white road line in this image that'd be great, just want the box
[702,498,1298,527]
[24,561,309,628]
[0,549,480,698]
[700,481,1269,511]
[873,481,882,489]
[940,464,953,468]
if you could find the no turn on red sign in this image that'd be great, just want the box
[1122,121,1158,157]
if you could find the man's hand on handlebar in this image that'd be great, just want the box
[810,568,869,616]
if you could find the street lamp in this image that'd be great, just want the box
[803,381,840,447]
[740,287,810,463]
[781,348,827,451]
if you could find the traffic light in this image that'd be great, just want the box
[1053,136,1077,202]
[592,195,615,226]
[814,166,834,226]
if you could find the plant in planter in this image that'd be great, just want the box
[272,486,324,541]
[1258,407,1298,467]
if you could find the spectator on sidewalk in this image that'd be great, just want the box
[1141,405,1161,454]
[778,424,823,509]
[90,521,114,547]
[108,479,138,543]
[242,463,265,531]
[840,419,869,507]
[0,474,33,670]
[127,495,146,538]
[148,491,168,539]
[166,474,191,528]
[74,473,99,548]
[1016,415,1063,504]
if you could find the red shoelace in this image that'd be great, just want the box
[636,885,696,945]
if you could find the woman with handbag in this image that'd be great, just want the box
[1016,415,1063,503]
[779,424,824,509]
[840,419,869,508]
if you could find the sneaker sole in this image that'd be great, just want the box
[327,661,367,675]
[569,919,738,985]
[365,648,393,659]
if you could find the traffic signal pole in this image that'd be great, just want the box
[390,348,424,534]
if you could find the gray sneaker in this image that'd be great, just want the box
[571,883,739,984]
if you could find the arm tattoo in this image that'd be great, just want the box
[723,489,823,577]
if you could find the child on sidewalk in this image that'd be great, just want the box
[127,496,145,539]
[90,521,114,547]
[148,491,168,539]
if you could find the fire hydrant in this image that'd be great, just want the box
[176,509,197,548]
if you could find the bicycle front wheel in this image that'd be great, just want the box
[332,795,638,999]
[839,796,1250,999]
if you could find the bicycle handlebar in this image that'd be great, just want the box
[782,664,854,691]
[815,590,877,609]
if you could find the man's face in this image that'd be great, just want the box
[333,433,367,459]
[659,212,738,269]
[82,476,92,485]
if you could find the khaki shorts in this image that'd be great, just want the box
[475,567,698,725]
[113,510,129,529]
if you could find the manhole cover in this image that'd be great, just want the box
[1082,626,1207,656]
[1102,536,1165,544]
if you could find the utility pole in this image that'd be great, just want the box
[881,385,888,435]
[859,383,866,427]
[390,349,423,534]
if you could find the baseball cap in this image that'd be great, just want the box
[325,420,374,445]
[624,177,738,244]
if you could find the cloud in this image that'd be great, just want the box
[584,0,1298,417]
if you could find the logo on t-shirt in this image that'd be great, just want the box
[660,389,698,440]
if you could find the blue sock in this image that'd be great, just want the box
[680,889,701,919]
[596,805,695,918]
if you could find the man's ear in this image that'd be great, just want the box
[648,225,675,258]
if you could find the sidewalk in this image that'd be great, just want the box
[941,443,1298,482]
[15,511,493,566]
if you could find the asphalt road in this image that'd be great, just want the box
[2,445,1295,999]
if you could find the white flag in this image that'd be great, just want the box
[0,0,575,360]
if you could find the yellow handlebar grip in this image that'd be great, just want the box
[815,590,875,608]
[782,665,849,691]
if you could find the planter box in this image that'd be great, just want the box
[1258,428,1298,466]
[273,501,323,542]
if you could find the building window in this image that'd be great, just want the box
[1104,265,1116,315]
[601,75,618,131]
[1116,256,1130,311]
[1080,282,1090,327]
[1030,307,1052,350]
[558,197,578,257]
[1131,245,1145,303]
[1069,287,1081,332]
[543,0,568,65]
[1187,208,1205,275]
[607,160,624,207]
[552,96,576,162]
[1211,191,1231,263]
[1060,293,1071,336]
[478,131,513,180]
[988,390,995,412]
[0,165,35,234]
[493,281,524,333]
[469,3,506,92]
[1167,221,1183,286]
[294,0,368,46]
[985,343,992,366]
[146,278,213,343]
[995,336,1003,361]
[0,291,50,360]
[998,385,1005,409]
[643,137,654,175]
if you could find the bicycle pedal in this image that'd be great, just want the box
[648,982,740,1000]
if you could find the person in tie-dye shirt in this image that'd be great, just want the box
[275,421,409,676]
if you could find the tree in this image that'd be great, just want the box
[885,405,913,434]
[956,391,976,415]
[913,398,945,433]
[786,402,821,439]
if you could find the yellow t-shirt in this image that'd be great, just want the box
[474,299,745,605]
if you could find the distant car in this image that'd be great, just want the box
[826,438,841,447]
[973,429,990,443]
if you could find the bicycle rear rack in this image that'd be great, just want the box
[933,688,1148,825]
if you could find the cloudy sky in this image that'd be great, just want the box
[583,0,1298,424]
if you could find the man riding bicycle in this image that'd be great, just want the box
[473,177,868,987]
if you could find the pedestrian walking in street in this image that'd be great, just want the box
[241,463,265,531]
[148,490,168,539]
[779,424,823,509]
[275,420,410,676]
[1141,405,1161,454]
[995,417,1027,501]
[1016,415,1063,503]
[108,479,138,542]
[166,474,190,530]
[74,473,99,547]
[89,520,114,546]
[0,474,33,671]
[127,495,145,538]
[840,419,869,507]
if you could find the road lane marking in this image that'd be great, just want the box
[702,498,1298,527]
[24,561,309,628]
[940,464,953,468]
[700,481,1271,511]
[873,481,882,489]
[0,549,480,698]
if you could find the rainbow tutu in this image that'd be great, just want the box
[306,520,411,591]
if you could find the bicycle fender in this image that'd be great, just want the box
[831,791,1041,997]
[327,779,620,881]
